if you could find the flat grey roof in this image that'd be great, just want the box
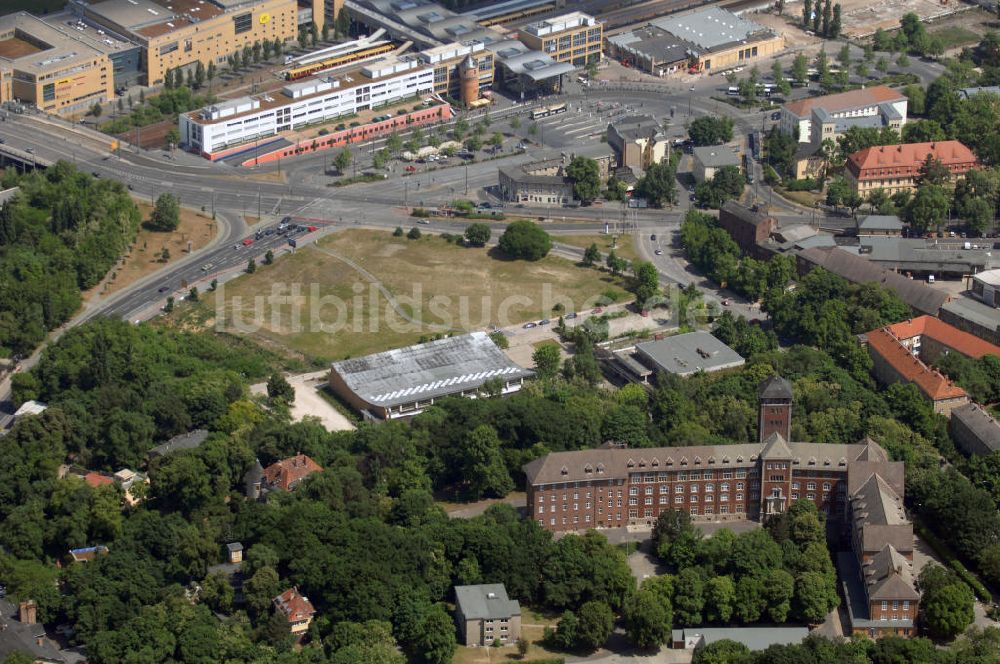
[148,429,209,457]
[858,214,903,231]
[692,145,740,168]
[855,237,997,272]
[942,295,1000,331]
[608,25,692,66]
[455,584,520,620]
[677,626,810,650]
[651,6,769,52]
[80,0,177,31]
[635,331,744,376]
[330,331,533,408]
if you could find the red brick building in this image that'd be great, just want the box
[522,375,920,637]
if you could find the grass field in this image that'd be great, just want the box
[208,229,629,362]
[554,233,640,263]
[451,606,562,664]
[85,202,217,301]
[929,26,982,50]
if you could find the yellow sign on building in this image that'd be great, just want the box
[260,13,271,24]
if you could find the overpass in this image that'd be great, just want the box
[0,144,54,170]
[344,0,443,48]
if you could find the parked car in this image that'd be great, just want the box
[650,234,657,241]
[523,322,537,329]
[242,238,254,246]
[538,319,550,326]
[565,312,578,319]
[655,249,663,255]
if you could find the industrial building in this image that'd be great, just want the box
[613,331,745,383]
[179,53,435,155]
[516,11,602,68]
[328,331,534,419]
[416,40,493,102]
[0,12,115,115]
[69,0,304,86]
[349,0,579,96]
[606,7,783,76]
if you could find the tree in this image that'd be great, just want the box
[916,155,952,187]
[465,134,483,152]
[802,0,812,27]
[246,258,256,273]
[636,159,679,207]
[763,568,795,623]
[922,582,974,640]
[393,226,404,237]
[407,227,421,240]
[576,600,614,652]
[694,639,751,664]
[149,193,180,231]
[673,567,706,626]
[566,156,601,203]
[463,223,491,247]
[906,185,950,235]
[606,250,628,277]
[187,287,198,302]
[583,243,601,267]
[321,21,330,42]
[408,603,457,664]
[626,588,671,650]
[829,3,841,39]
[334,148,352,174]
[160,247,170,263]
[266,372,294,403]
[263,249,274,265]
[498,220,551,260]
[734,575,766,623]
[793,571,839,623]
[551,610,578,650]
[822,0,832,37]
[387,132,403,154]
[689,117,734,146]
[705,576,736,623]
[373,148,390,169]
[243,565,279,616]
[533,343,561,380]
[462,424,513,499]
[792,53,808,87]
[631,261,660,307]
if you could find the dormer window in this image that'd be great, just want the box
[651,458,659,467]
[560,466,569,476]
[626,459,635,468]
[838,457,847,466]
[708,457,716,464]
[823,458,831,466]
[737,455,744,463]
[596,463,605,474]
[584,464,593,474]
[680,457,688,466]
[638,459,646,468]
[722,456,730,464]
[666,458,674,466]
[808,457,817,466]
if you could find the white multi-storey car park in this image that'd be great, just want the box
[179,54,435,155]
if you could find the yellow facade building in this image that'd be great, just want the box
[73,0,300,86]
[0,12,113,116]
[516,12,601,68]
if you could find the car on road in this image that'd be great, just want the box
[650,234,656,241]
[233,243,241,249]
[157,286,169,293]
[523,322,537,329]
[565,312,577,319]
[201,263,212,271]
[593,307,604,314]
[405,165,417,172]
[242,238,254,246]
[655,249,663,255]
[722,299,731,306]
[417,219,430,224]
[538,319,550,326]
[25,147,33,153]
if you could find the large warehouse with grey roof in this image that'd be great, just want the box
[328,331,533,419]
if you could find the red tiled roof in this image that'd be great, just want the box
[864,327,967,401]
[847,141,977,181]
[83,472,114,488]
[263,454,323,492]
[886,315,1000,359]
[273,587,316,623]
[783,85,905,119]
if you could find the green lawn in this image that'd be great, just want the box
[208,229,628,362]
[929,26,981,50]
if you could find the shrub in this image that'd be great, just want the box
[497,220,551,261]
[784,178,819,192]
[407,227,422,240]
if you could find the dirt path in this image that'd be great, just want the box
[251,370,356,432]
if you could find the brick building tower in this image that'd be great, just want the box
[758,374,793,443]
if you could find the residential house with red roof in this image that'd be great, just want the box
[244,454,323,500]
[845,140,978,196]
[273,587,316,634]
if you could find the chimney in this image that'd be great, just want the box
[19,600,37,625]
